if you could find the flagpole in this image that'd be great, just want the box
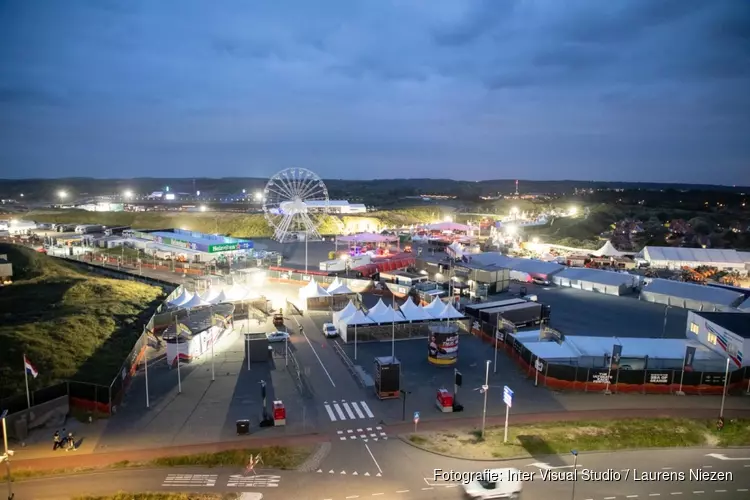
[24,354,31,410]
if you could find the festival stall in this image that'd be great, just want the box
[299,279,331,311]
[423,297,447,318]
[335,232,401,256]
[333,300,358,325]
[164,303,235,366]
[181,293,211,310]
[168,289,194,307]
[326,277,359,310]
[398,299,436,322]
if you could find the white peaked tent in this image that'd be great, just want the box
[299,279,330,299]
[169,289,193,307]
[440,302,464,319]
[423,298,446,318]
[226,284,250,302]
[327,277,343,291]
[344,309,374,326]
[399,299,435,321]
[209,290,228,304]
[593,241,627,257]
[328,281,354,295]
[367,304,405,324]
[367,298,389,317]
[200,287,224,303]
[333,300,358,324]
[182,293,211,310]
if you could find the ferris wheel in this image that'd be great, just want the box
[262,168,329,242]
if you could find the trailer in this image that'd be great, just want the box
[492,302,548,327]
[104,225,131,236]
[464,298,527,319]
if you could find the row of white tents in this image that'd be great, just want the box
[334,297,464,326]
[299,277,354,299]
[168,284,260,310]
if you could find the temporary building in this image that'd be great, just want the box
[367,304,405,324]
[333,300,358,324]
[641,247,747,273]
[423,298,447,318]
[424,221,475,233]
[399,300,435,321]
[739,296,750,312]
[181,293,211,310]
[337,232,398,243]
[200,287,225,304]
[440,302,465,319]
[640,278,744,311]
[592,241,628,258]
[169,289,193,307]
[343,309,374,326]
[367,298,390,317]
[471,252,564,282]
[208,290,228,305]
[299,279,330,299]
[328,281,354,295]
[552,268,637,296]
[327,277,343,291]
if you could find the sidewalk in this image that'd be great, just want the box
[13,407,750,472]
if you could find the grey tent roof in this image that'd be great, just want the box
[554,267,636,287]
[641,279,744,307]
[472,252,564,276]
[643,247,745,266]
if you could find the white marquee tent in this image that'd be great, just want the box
[328,281,354,295]
[182,293,211,310]
[343,309,373,326]
[593,241,628,257]
[208,290,228,304]
[440,302,465,319]
[367,303,405,324]
[367,298,389,317]
[552,267,637,296]
[399,300,436,321]
[333,300,358,324]
[299,279,330,299]
[169,289,193,307]
[423,298,446,317]
[641,246,747,272]
[327,277,343,291]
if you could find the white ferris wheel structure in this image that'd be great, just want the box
[262,168,329,243]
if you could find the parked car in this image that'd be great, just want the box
[532,277,550,286]
[322,322,338,338]
[266,331,290,343]
[462,468,522,499]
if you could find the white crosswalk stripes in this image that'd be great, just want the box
[324,400,374,421]
[163,474,218,487]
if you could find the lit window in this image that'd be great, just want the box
[707,333,717,345]
[690,322,700,334]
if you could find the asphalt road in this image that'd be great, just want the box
[12,446,750,500]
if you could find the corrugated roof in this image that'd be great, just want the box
[554,267,636,287]
[641,278,743,306]
[472,252,564,275]
[643,246,744,265]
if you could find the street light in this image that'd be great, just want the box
[254,191,263,201]
[480,360,490,440]
[1,409,14,500]
[123,190,133,199]
[57,190,67,201]
[570,450,579,500]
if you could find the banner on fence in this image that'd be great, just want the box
[610,344,623,371]
[684,346,696,372]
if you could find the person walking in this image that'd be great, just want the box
[52,430,61,451]
[66,431,76,451]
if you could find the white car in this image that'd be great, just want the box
[322,322,338,338]
[462,468,523,499]
[266,331,290,343]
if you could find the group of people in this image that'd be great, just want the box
[52,429,76,451]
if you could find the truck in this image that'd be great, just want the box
[104,225,131,236]
[75,224,104,234]
[465,298,528,320]
[481,301,549,327]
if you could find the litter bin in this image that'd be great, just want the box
[236,419,250,435]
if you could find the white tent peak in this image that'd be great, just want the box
[169,289,193,307]
[593,241,625,257]
[368,304,405,324]
[327,277,342,290]
[300,279,330,298]
[200,287,225,303]
[329,282,354,295]
[182,293,211,310]
[399,299,435,321]
[333,300,358,324]
[367,298,389,316]
[209,290,228,304]
[423,298,446,317]
[345,309,373,325]
[440,302,464,319]
[226,284,250,301]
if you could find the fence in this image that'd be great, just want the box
[0,383,68,416]
[470,317,750,395]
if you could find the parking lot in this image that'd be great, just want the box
[499,282,688,339]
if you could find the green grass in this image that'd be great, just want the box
[407,418,750,460]
[0,244,165,395]
[10,446,313,482]
[74,494,239,500]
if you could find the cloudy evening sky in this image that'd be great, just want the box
[1,0,748,184]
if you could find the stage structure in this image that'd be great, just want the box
[263,167,329,243]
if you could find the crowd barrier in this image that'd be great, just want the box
[471,319,750,395]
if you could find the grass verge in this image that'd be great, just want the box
[74,494,239,500]
[10,445,313,482]
[406,418,750,460]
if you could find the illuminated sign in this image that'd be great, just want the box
[209,242,250,253]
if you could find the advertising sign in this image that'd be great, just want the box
[683,346,696,372]
[428,327,459,366]
[209,241,253,253]
[610,344,623,371]
[648,373,670,384]
[590,371,612,384]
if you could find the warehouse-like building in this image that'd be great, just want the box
[640,246,750,275]
[551,267,638,296]
[640,278,745,311]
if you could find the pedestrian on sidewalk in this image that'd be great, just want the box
[66,431,76,451]
[52,430,61,450]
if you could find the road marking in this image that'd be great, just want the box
[345,496,359,499]
[395,491,409,494]
[340,437,346,441]
[334,403,346,420]
[649,494,660,497]
[302,329,335,387]
[627,496,639,498]
[372,494,384,496]
[350,435,356,439]
[715,490,726,493]
[422,487,433,490]
[693,491,704,494]
[364,442,383,475]
[227,474,280,487]
[162,474,217,487]
[701,465,712,468]
[356,428,363,432]
[670,493,682,496]
[325,405,337,421]
[662,467,673,470]
[362,402,375,418]
[343,402,356,419]
[605,497,616,499]
[352,402,366,419]
[738,488,748,492]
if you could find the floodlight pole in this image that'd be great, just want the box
[391,293,396,359]
[494,313,499,374]
[720,357,730,418]
[305,232,308,274]
[2,411,14,500]
[354,323,358,361]
[481,360,490,440]
[175,316,182,394]
[210,306,215,382]
[144,327,150,409]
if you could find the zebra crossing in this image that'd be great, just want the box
[323,399,374,422]
[337,426,387,442]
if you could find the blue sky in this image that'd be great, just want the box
[0,0,748,183]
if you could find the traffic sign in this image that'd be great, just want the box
[413,411,420,423]
[503,385,513,407]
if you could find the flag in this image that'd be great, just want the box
[683,346,696,372]
[24,355,39,378]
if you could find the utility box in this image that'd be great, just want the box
[236,419,250,435]
[273,400,286,426]
[374,356,400,399]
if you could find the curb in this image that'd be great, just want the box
[397,434,750,462]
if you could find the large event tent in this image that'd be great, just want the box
[367,304,405,323]
[169,289,193,307]
[592,241,629,257]
[423,221,475,233]
[182,293,211,309]
[336,232,398,243]
[299,279,330,299]
[552,268,637,296]
[440,302,465,319]
[640,279,744,311]
[399,299,435,321]
[423,298,446,317]
[333,300,358,324]
[471,252,564,282]
[367,298,389,317]
[344,309,373,326]
[641,247,748,272]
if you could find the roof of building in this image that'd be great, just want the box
[554,267,637,287]
[149,229,251,246]
[695,311,750,338]
[641,278,744,307]
[643,246,745,265]
[739,296,750,312]
[471,252,564,276]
